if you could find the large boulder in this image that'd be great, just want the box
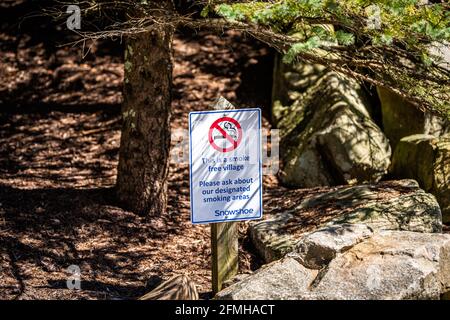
[216,230,450,300]
[391,134,450,223]
[272,57,327,124]
[272,58,391,187]
[377,87,449,149]
[214,257,318,300]
[308,231,450,300]
[250,180,442,262]
[377,40,449,149]
[293,223,373,269]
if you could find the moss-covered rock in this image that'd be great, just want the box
[250,180,442,263]
[377,87,449,149]
[391,134,450,222]
[272,57,391,187]
[272,54,327,126]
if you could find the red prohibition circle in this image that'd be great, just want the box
[208,117,243,153]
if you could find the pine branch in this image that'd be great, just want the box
[45,0,450,118]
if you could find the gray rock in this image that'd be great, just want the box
[249,211,300,262]
[217,231,450,300]
[272,58,391,188]
[429,41,450,70]
[377,87,449,149]
[221,273,252,290]
[324,187,442,232]
[290,224,373,269]
[309,231,450,300]
[391,134,450,223]
[214,257,318,300]
[250,180,442,262]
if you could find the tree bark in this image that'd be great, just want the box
[116,24,174,216]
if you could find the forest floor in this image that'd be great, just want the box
[1,1,448,300]
[0,1,280,300]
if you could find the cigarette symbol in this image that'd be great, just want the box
[222,122,238,140]
[209,117,242,153]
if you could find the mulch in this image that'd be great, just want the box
[1,1,447,300]
[0,1,275,300]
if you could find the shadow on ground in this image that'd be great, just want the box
[0,1,275,300]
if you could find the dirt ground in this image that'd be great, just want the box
[1,1,448,300]
[0,1,279,300]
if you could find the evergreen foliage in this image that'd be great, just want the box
[206,0,450,117]
[51,0,450,117]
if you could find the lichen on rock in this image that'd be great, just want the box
[272,57,391,188]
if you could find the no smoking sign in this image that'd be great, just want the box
[208,117,243,152]
[189,108,262,224]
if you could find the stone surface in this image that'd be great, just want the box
[377,87,449,149]
[250,180,442,262]
[391,134,450,223]
[214,257,318,300]
[272,58,391,188]
[429,41,450,70]
[290,224,373,269]
[309,231,450,300]
[250,210,300,262]
[217,231,450,300]
[272,56,327,124]
[221,273,252,290]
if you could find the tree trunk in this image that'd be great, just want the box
[116,24,174,216]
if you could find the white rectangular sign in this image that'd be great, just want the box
[189,108,263,224]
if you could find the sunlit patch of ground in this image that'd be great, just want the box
[0,6,273,299]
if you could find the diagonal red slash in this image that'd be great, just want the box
[213,123,238,147]
[208,116,242,153]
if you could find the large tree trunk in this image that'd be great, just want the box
[116,24,174,216]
